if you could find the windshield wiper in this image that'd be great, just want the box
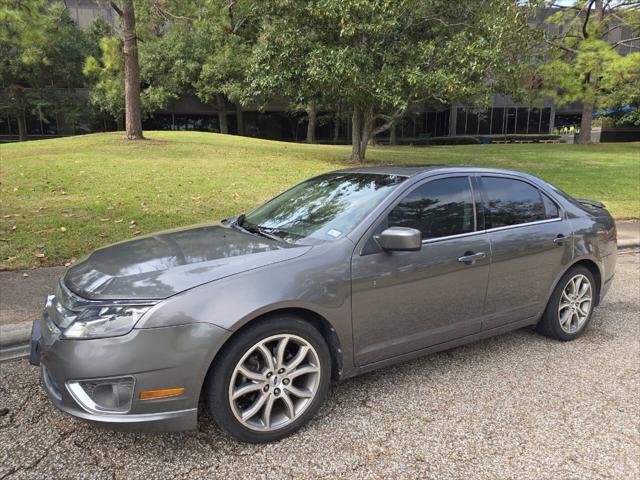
[244,224,285,242]
[231,215,285,242]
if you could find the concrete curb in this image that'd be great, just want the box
[618,239,640,250]
[0,322,32,362]
[1,241,638,362]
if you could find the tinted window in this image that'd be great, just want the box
[483,177,545,228]
[388,177,475,239]
[542,194,560,219]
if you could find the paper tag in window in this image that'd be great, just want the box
[327,229,343,238]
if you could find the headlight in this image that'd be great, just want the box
[62,305,151,339]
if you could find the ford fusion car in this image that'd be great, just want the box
[30,166,617,443]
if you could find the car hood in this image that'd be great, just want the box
[64,223,310,300]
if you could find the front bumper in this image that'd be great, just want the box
[31,318,231,432]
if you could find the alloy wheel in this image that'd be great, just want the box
[228,334,321,431]
[558,273,593,334]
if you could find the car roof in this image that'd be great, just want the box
[331,164,533,178]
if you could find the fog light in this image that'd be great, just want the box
[67,376,135,414]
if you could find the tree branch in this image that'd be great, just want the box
[582,0,596,39]
[612,37,640,48]
[149,2,195,21]
[110,1,123,17]
[371,106,407,137]
[544,38,579,55]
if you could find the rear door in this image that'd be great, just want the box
[351,175,490,366]
[479,175,573,329]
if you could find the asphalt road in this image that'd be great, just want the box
[1,253,638,479]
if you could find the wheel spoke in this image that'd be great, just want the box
[257,343,276,372]
[285,345,309,372]
[285,384,313,398]
[577,302,591,317]
[262,394,276,428]
[559,301,572,311]
[241,392,269,421]
[573,276,583,296]
[577,283,590,300]
[281,391,295,419]
[275,337,289,369]
[238,365,265,382]
[559,309,572,328]
[288,365,319,379]
[232,382,264,400]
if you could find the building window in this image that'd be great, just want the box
[491,108,505,135]
[528,108,541,134]
[506,108,517,134]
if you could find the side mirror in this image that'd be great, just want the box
[377,227,422,252]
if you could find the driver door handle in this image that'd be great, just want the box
[457,251,486,264]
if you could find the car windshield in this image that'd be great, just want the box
[242,173,406,244]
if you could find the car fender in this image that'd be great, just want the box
[136,238,356,375]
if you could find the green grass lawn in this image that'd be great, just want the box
[1,131,638,270]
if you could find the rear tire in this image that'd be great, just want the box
[537,266,596,341]
[205,315,331,443]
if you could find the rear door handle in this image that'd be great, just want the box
[457,252,486,264]
[553,235,572,244]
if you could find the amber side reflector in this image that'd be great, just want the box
[139,387,185,400]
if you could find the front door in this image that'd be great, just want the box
[351,176,490,366]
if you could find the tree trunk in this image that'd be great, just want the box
[16,111,27,141]
[389,120,397,145]
[122,0,143,140]
[350,106,375,162]
[333,113,340,144]
[577,101,593,144]
[306,101,317,144]
[235,103,244,136]
[351,107,363,162]
[216,94,228,134]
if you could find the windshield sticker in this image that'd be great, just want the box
[327,229,343,238]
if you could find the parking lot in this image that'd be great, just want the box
[1,253,638,479]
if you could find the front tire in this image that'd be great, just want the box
[537,266,596,341]
[205,315,331,443]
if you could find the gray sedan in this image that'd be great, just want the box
[30,166,617,443]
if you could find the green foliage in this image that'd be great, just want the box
[137,0,259,107]
[248,0,540,159]
[83,36,125,121]
[540,2,640,112]
[0,1,95,135]
[250,1,537,110]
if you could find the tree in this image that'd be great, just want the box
[138,0,258,136]
[104,0,144,139]
[84,8,175,132]
[249,0,538,161]
[0,1,93,140]
[540,1,640,144]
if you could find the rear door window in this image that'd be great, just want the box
[482,177,546,228]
